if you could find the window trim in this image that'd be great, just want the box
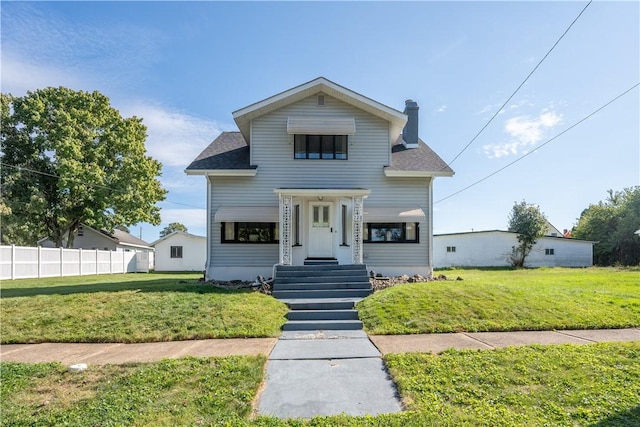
[221,222,279,244]
[294,134,348,160]
[170,246,183,258]
[363,222,419,243]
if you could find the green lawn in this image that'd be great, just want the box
[2,342,638,426]
[358,267,640,335]
[1,273,288,343]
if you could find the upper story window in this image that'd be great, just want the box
[294,135,348,160]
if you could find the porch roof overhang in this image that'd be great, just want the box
[363,207,426,222]
[273,188,371,198]
[214,206,279,222]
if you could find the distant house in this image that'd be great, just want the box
[434,229,595,268]
[151,231,206,272]
[39,224,155,269]
[186,77,453,280]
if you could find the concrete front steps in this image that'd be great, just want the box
[273,263,372,331]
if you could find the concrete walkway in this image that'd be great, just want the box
[256,330,402,418]
[1,329,638,365]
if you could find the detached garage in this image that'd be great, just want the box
[434,230,595,268]
[152,231,206,272]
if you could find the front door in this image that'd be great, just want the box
[308,202,333,258]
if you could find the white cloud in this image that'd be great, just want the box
[121,102,222,167]
[483,110,562,159]
[160,209,207,229]
[436,105,447,113]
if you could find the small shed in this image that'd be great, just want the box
[151,231,206,272]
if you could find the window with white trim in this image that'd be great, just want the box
[170,246,183,258]
[545,248,555,255]
[447,246,456,253]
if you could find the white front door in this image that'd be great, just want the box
[308,202,334,258]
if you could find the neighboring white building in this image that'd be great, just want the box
[39,224,155,270]
[434,230,595,268]
[151,231,206,272]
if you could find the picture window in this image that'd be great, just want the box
[363,223,419,243]
[294,135,347,160]
[222,222,279,243]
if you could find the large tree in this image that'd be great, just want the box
[159,222,188,238]
[573,187,640,266]
[508,200,548,268]
[0,88,166,247]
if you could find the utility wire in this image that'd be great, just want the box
[435,82,639,204]
[444,0,592,169]
[0,163,205,210]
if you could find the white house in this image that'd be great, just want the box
[186,77,454,280]
[39,224,155,270]
[151,231,206,272]
[434,230,595,268]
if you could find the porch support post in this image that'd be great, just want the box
[352,196,364,264]
[279,194,293,265]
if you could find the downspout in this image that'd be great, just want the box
[205,176,211,281]
[428,178,434,278]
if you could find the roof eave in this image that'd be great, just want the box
[184,168,258,177]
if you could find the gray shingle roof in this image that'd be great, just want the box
[186,132,254,170]
[388,136,454,174]
[186,132,453,175]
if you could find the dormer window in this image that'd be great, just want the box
[294,135,348,160]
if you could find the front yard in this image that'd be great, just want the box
[2,342,638,426]
[1,273,288,343]
[358,267,640,335]
[1,268,639,425]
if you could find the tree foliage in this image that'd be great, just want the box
[0,87,167,247]
[572,187,640,266]
[159,222,188,238]
[508,200,548,267]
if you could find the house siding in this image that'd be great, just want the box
[207,94,432,279]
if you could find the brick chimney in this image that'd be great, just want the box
[402,99,419,149]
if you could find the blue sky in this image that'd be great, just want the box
[2,1,638,242]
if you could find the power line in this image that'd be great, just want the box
[435,82,639,205]
[445,0,592,169]
[0,163,205,210]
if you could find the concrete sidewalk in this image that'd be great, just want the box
[1,328,638,365]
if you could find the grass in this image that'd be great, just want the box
[2,342,638,426]
[357,267,640,335]
[1,273,289,343]
[0,356,266,426]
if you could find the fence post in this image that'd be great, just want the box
[109,250,113,275]
[38,246,42,278]
[96,249,99,275]
[60,247,64,277]
[11,244,16,280]
[79,248,83,276]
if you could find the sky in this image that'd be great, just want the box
[1,1,638,242]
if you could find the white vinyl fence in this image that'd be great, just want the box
[0,245,142,280]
